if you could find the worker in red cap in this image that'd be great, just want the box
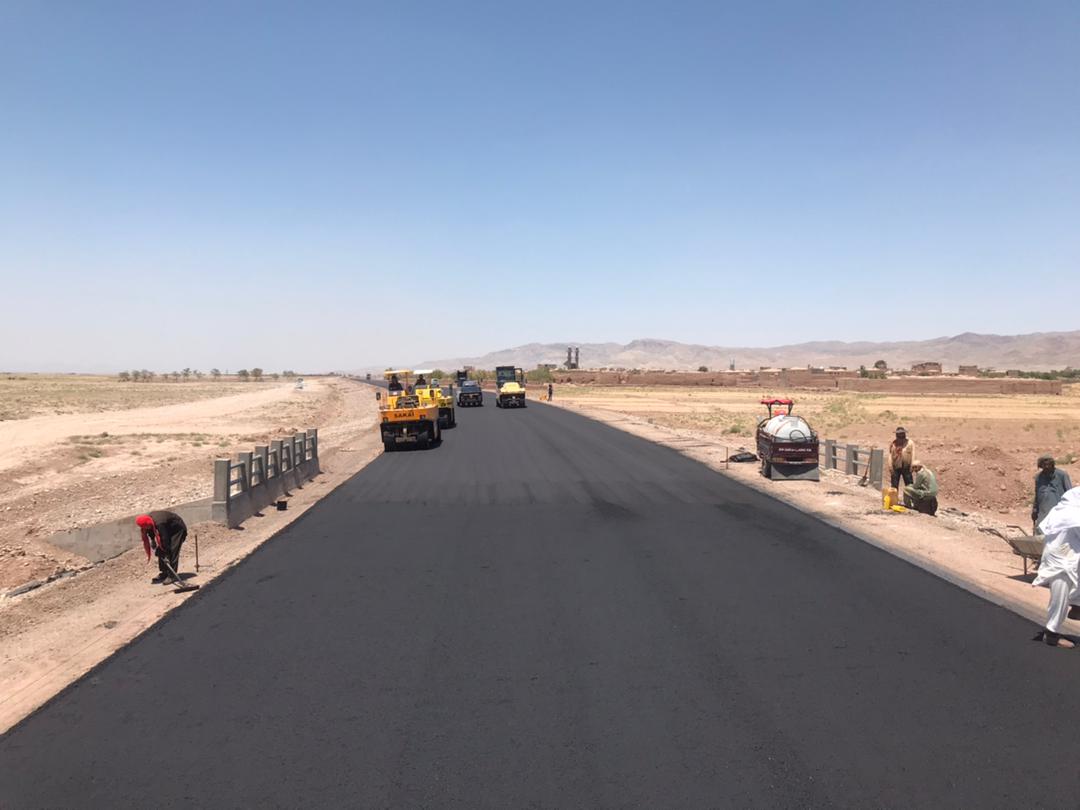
[135,510,188,584]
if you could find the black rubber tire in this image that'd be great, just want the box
[383,441,394,453]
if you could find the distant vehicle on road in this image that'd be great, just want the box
[458,380,483,407]
[495,365,526,408]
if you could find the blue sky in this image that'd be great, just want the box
[1,1,1077,371]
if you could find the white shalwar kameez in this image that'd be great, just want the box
[1032,488,1080,633]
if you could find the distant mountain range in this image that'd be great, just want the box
[417,331,1080,373]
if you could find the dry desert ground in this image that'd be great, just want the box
[0,375,377,592]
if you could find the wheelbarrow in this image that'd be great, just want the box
[979,525,1045,576]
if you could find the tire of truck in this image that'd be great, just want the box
[762,461,772,479]
[383,440,394,453]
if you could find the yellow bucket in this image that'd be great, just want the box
[882,486,899,510]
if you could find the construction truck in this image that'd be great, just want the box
[495,366,526,408]
[412,369,456,429]
[377,370,442,451]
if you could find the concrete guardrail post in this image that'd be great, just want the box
[254,445,269,486]
[293,432,306,463]
[236,451,252,492]
[845,444,858,475]
[269,441,282,478]
[823,439,836,470]
[870,448,884,490]
[306,428,318,458]
[213,458,230,503]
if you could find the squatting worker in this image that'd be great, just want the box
[1033,453,1073,533]
[888,426,915,489]
[135,511,188,584]
[1031,488,1080,648]
[903,460,939,516]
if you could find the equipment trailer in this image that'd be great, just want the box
[755,398,820,481]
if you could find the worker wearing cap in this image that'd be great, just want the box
[903,460,939,516]
[135,511,188,584]
[1033,454,1073,534]
[888,427,915,490]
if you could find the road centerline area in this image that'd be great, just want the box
[2,393,1078,808]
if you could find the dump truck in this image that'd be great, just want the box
[412,370,456,428]
[495,366,526,408]
[755,398,819,481]
[378,370,442,451]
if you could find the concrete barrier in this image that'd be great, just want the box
[821,441,884,489]
[45,429,321,561]
[212,429,320,528]
[47,498,213,563]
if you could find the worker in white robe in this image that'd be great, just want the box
[1032,487,1080,647]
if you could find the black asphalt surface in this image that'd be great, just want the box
[3,392,1080,808]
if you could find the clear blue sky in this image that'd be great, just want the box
[1,1,1077,372]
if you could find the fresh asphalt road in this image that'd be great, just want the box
[3,393,1080,808]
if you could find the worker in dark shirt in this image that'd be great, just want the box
[135,510,188,583]
[387,374,403,394]
[547,382,554,401]
[1034,454,1073,533]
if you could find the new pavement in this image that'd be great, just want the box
[2,393,1079,808]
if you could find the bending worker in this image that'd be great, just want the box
[1033,453,1073,533]
[888,426,914,490]
[903,460,938,516]
[135,511,188,584]
[1031,488,1080,648]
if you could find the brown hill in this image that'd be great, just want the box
[421,331,1080,373]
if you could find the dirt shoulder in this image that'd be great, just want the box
[548,393,1078,638]
[0,377,353,591]
[0,380,382,734]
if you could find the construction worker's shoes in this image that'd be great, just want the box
[151,574,169,584]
